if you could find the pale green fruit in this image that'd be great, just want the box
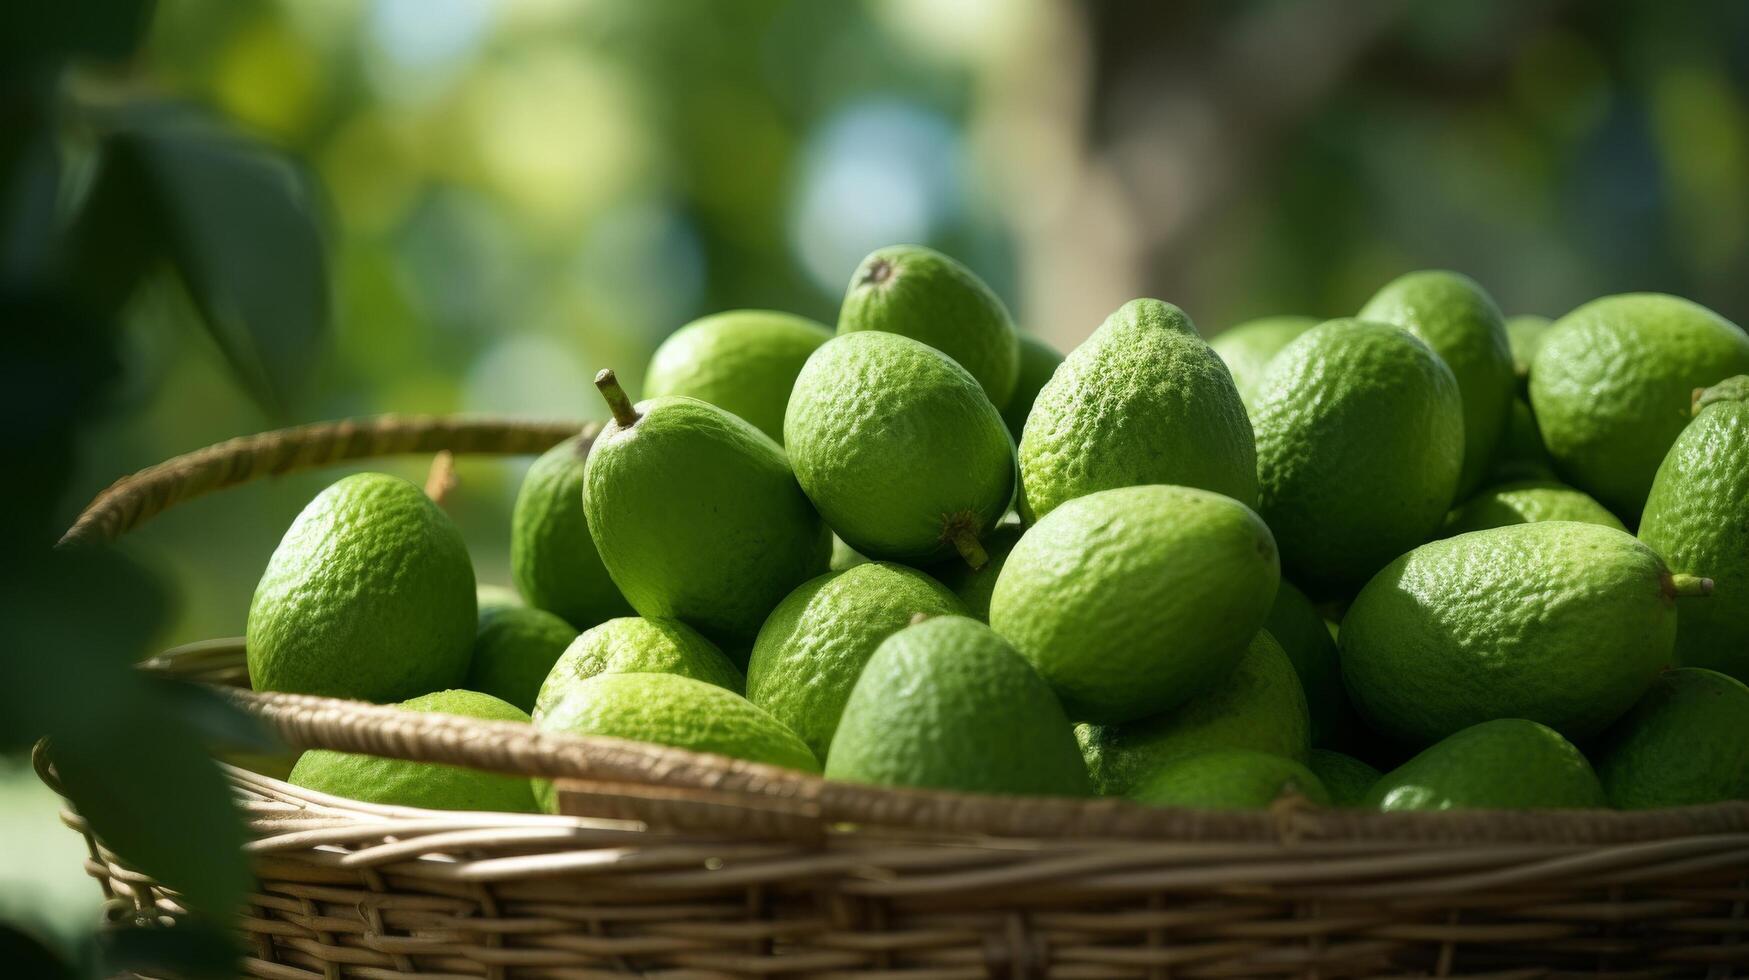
[826,616,1091,797]
[990,485,1279,725]
[534,617,744,721]
[785,332,1014,565]
[745,562,963,760]
[289,690,538,812]
[1019,299,1256,521]
[644,309,832,441]
[1132,750,1331,810]
[248,473,474,703]
[1529,293,1749,519]
[837,244,1020,407]
[585,375,830,647]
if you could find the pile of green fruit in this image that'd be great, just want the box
[248,247,1749,815]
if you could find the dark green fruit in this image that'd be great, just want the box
[1306,750,1381,807]
[1342,522,1686,745]
[1360,270,1514,496]
[510,434,632,629]
[1366,719,1604,811]
[1592,668,1749,808]
[1264,579,1357,749]
[1132,750,1330,810]
[1078,630,1308,797]
[1252,319,1463,597]
[825,616,1090,797]
[466,603,577,713]
[1001,334,1064,441]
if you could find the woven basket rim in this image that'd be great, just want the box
[61,412,1749,845]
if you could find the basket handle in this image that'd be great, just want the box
[60,415,590,547]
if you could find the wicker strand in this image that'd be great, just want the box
[217,686,1749,846]
[59,415,588,547]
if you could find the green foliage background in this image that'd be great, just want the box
[2,0,1746,975]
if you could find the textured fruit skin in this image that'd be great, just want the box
[585,396,830,646]
[1264,580,1357,749]
[1342,522,1677,745]
[1366,719,1605,811]
[927,522,1021,622]
[1593,668,1749,808]
[745,562,963,760]
[1019,299,1256,521]
[289,691,538,812]
[644,310,832,441]
[466,604,578,713]
[247,473,475,702]
[1444,479,1625,536]
[1639,376,1749,679]
[1209,314,1319,412]
[837,244,1020,408]
[1001,334,1064,441]
[825,616,1091,797]
[1132,749,1331,809]
[1253,318,1463,597]
[510,435,633,629]
[1504,314,1552,379]
[785,332,1014,562]
[1078,630,1309,798]
[1529,293,1749,519]
[989,485,1280,725]
[1361,271,1514,496]
[1306,749,1381,807]
[534,672,818,774]
[534,617,744,720]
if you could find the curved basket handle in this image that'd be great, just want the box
[61,415,590,547]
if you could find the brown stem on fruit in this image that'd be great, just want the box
[908,612,932,627]
[947,525,989,572]
[857,256,895,288]
[423,451,457,509]
[594,369,641,427]
[1667,573,1714,599]
[1692,387,1708,417]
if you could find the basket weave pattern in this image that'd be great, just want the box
[42,415,1749,978]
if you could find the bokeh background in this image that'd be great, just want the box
[9,0,1749,941]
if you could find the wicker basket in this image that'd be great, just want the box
[38,415,1749,978]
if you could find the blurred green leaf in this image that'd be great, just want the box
[0,922,75,980]
[95,916,241,979]
[0,547,164,754]
[78,106,330,415]
[51,705,252,917]
[149,679,281,755]
[0,1,156,72]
